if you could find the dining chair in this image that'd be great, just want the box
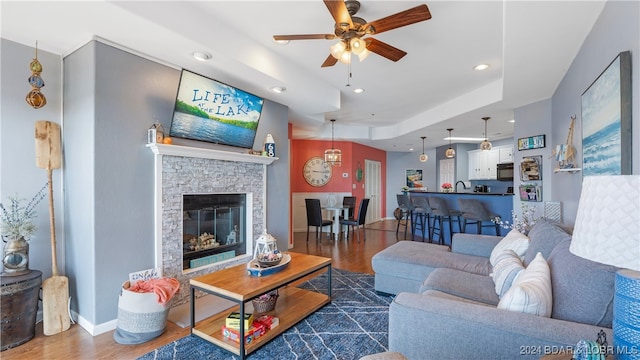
[341,196,357,220]
[340,198,370,242]
[457,198,501,236]
[305,198,333,242]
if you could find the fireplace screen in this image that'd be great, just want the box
[182,193,246,270]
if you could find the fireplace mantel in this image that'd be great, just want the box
[146,143,278,165]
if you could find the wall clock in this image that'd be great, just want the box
[303,156,332,187]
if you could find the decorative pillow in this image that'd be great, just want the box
[547,239,618,327]
[523,218,571,266]
[491,250,525,297]
[497,252,552,317]
[490,229,530,266]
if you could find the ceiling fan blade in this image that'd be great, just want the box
[273,34,336,41]
[365,38,407,62]
[366,4,432,35]
[321,54,338,67]
[324,0,353,29]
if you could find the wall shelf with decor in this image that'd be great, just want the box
[553,167,582,173]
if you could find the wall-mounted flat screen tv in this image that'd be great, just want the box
[169,69,264,149]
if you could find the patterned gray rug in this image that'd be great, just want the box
[138,269,394,360]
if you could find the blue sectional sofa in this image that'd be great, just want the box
[372,219,618,359]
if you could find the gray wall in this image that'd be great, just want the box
[513,99,553,221]
[62,40,290,327]
[543,0,639,226]
[0,39,289,330]
[0,39,64,281]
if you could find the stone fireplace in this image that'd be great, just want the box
[148,143,276,305]
[182,193,247,270]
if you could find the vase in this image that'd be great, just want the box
[2,237,30,276]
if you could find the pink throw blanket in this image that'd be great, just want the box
[129,278,180,305]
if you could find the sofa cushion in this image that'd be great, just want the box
[421,268,499,306]
[489,229,529,266]
[523,218,571,266]
[498,252,552,317]
[547,239,617,327]
[491,250,525,297]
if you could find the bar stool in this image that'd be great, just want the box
[410,196,433,242]
[395,194,413,239]
[428,196,462,246]
[457,198,501,236]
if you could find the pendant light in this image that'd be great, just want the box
[324,119,342,166]
[480,117,492,151]
[419,136,428,162]
[445,128,456,158]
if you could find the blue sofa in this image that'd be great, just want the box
[372,219,618,359]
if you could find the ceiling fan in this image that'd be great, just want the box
[273,0,432,67]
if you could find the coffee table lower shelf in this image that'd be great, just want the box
[192,286,330,356]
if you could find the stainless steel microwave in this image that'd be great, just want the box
[497,162,514,181]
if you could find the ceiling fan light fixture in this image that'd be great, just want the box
[419,136,428,162]
[480,117,492,151]
[330,41,346,59]
[350,38,366,55]
[445,128,456,158]
[356,48,370,62]
[325,119,342,166]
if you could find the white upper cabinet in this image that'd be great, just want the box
[499,147,514,163]
[468,146,511,180]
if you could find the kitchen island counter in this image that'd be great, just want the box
[405,191,514,240]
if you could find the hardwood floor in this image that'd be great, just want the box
[2,220,407,360]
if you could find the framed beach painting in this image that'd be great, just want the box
[581,51,632,176]
[406,169,423,188]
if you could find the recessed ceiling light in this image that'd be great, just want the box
[274,39,289,45]
[192,51,212,61]
[270,86,286,93]
[353,88,365,94]
[508,119,515,123]
[474,63,490,71]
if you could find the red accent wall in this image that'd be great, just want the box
[290,138,387,217]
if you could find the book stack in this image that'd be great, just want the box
[222,312,279,344]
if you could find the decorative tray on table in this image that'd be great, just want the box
[247,253,291,277]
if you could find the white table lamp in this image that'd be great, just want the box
[569,175,640,359]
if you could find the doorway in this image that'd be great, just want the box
[364,159,382,224]
[439,158,455,189]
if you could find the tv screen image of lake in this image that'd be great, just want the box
[171,112,256,149]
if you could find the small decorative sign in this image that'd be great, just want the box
[517,135,546,151]
[129,267,161,284]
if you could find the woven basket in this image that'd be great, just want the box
[252,294,278,313]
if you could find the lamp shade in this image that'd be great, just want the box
[569,175,640,271]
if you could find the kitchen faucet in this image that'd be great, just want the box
[455,181,468,193]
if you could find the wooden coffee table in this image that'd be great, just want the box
[189,252,332,359]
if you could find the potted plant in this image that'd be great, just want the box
[441,183,453,193]
[0,184,47,275]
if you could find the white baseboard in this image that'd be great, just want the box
[73,310,117,336]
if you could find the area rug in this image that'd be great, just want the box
[138,269,394,360]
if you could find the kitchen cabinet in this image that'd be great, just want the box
[468,149,499,180]
[499,147,514,163]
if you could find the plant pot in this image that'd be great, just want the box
[2,237,29,276]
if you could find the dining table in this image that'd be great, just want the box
[322,206,350,241]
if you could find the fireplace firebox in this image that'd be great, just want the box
[182,193,246,270]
